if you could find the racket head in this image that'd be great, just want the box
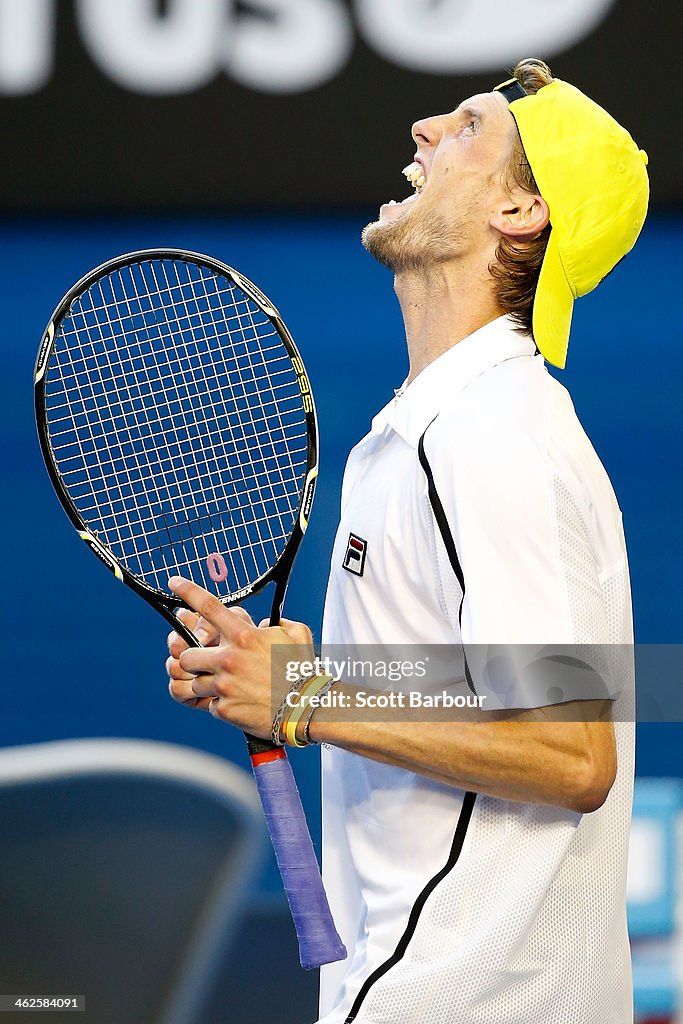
[34,249,318,621]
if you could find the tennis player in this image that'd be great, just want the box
[167,58,648,1023]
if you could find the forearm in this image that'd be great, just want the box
[163,591,616,814]
[308,688,616,813]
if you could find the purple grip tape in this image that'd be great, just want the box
[252,756,347,970]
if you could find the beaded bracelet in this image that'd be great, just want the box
[270,673,315,747]
[283,674,335,748]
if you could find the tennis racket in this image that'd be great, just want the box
[34,248,346,970]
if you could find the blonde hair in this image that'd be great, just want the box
[489,58,554,335]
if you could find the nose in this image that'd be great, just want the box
[411,114,443,150]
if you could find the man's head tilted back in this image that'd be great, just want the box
[494,58,649,367]
[362,57,649,368]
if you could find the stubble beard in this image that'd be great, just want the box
[361,205,463,274]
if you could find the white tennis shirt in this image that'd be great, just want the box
[318,316,635,1024]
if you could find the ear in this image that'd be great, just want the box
[490,192,550,241]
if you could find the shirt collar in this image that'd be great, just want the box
[371,315,538,449]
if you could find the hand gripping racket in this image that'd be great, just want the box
[34,249,346,970]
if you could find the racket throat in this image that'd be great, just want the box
[269,574,289,627]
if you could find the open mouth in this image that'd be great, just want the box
[403,161,426,192]
[384,161,426,209]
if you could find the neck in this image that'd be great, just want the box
[395,259,504,384]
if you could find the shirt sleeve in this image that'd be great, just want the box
[421,413,616,710]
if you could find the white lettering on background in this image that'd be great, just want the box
[0,0,56,94]
[354,0,617,74]
[0,0,617,95]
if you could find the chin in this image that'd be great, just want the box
[361,217,391,258]
[362,206,456,275]
[361,212,416,272]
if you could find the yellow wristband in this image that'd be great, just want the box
[274,671,320,746]
[283,674,334,748]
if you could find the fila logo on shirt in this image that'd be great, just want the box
[343,533,367,577]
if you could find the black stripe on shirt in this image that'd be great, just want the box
[417,423,476,696]
[344,791,477,1023]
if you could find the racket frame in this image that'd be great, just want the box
[34,248,319,644]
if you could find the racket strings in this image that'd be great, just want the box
[110,260,255,590]
[162,259,296,572]
[162,259,308,587]
[112,260,305,557]
[127,259,288,589]
[54,268,307,593]
[43,258,309,596]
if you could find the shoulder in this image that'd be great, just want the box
[422,353,554,489]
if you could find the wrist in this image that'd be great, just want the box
[272,673,335,748]
[297,678,337,746]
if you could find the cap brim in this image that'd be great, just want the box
[532,231,574,369]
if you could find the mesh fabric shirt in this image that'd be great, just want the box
[317,316,634,1024]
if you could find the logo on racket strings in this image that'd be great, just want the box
[206,552,254,599]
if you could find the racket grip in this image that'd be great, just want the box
[250,750,347,970]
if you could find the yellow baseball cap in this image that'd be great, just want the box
[494,77,649,368]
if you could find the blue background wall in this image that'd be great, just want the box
[2,212,681,894]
